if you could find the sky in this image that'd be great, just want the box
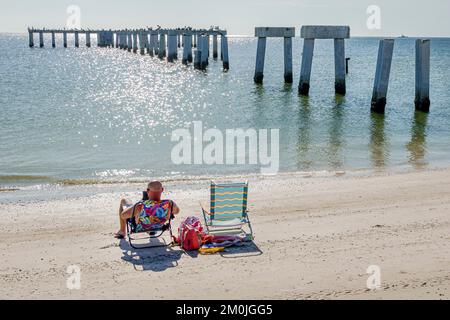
[1,0,450,36]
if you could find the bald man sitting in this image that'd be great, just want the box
[114,181,180,239]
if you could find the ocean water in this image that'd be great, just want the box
[1,33,450,188]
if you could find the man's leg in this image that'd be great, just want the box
[116,199,133,238]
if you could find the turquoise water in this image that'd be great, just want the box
[1,33,450,187]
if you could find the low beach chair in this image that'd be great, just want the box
[201,181,254,240]
[126,200,174,249]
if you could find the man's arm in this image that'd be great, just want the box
[172,201,181,215]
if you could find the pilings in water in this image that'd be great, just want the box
[149,31,158,56]
[194,46,202,69]
[371,39,395,114]
[200,35,209,70]
[254,27,295,84]
[298,39,314,94]
[28,29,34,47]
[415,39,431,112]
[27,27,229,71]
[221,33,230,71]
[127,32,132,52]
[213,34,218,59]
[132,32,138,53]
[158,32,167,59]
[86,32,91,48]
[74,31,79,48]
[284,36,293,83]
[254,36,266,83]
[139,30,149,55]
[299,26,350,95]
[39,31,44,48]
[182,33,193,65]
[167,31,178,62]
[97,31,114,47]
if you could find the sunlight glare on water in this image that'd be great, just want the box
[0,34,450,187]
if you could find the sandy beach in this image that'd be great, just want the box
[0,167,449,300]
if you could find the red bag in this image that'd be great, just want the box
[178,217,204,251]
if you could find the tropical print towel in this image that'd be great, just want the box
[135,200,173,232]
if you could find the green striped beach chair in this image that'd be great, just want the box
[201,181,254,239]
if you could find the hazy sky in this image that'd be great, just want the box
[1,0,450,36]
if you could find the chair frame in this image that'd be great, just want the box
[201,181,254,239]
[126,201,174,249]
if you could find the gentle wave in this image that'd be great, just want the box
[0,169,352,190]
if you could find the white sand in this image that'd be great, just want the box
[0,168,449,300]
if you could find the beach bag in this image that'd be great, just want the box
[178,217,204,251]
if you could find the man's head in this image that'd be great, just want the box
[147,181,164,201]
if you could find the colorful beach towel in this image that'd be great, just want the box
[134,200,173,233]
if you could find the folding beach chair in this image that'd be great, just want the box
[126,200,175,249]
[201,181,254,240]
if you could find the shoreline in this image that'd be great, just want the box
[2,162,450,196]
[1,166,449,299]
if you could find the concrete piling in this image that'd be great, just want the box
[132,32,138,53]
[207,36,210,60]
[194,48,202,69]
[138,31,147,55]
[193,34,197,48]
[167,31,178,62]
[182,34,193,64]
[334,38,346,94]
[299,26,350,95]
[158,32,166,59]
[254,27,295,84]
[149,31,157,56]
[213,34,218,59]
[86,32,91,47]
[118,32,122,49]
[254,37,267,83]
[39,31,44,48]
[28,30,34,48]
[200,36,209,70]
[221,33,229,70]
[284,37,293,83]
[298,39,315,95]
[51,32,56,48]
[122,32,127,49]
[127,32,132,52]
[63,32,67,48]
[74,31,79,48]
[371,39,395,114]
[415,39,431,112]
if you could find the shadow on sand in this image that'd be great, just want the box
[120,238,183,272]
[219,241,263,259]
[120,239,263,271]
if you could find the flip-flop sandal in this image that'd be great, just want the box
[114,233,125,239]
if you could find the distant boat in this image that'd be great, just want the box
[399,34,408,38]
